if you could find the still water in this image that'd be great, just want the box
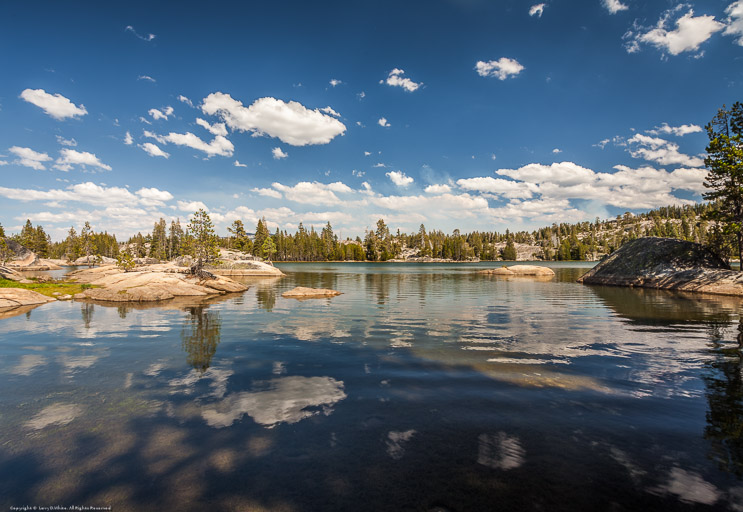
[1,262,743,511]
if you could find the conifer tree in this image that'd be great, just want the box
[187,209,220,262]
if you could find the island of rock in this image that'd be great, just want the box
[479,265,555,276]
[578,237,743,296]
[281,287,342,298]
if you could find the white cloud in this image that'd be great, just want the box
[352,169,365,177]
[0,182,136,206]
[162,132,234,157]
[0,160,8,166]
[457,176,535,199]
[148,106,174,121]
[381,69,422,92]
[364,151,371,156]
[252,187,283,199]
[20,89,87,120]
[272,147,288,159]
[320,106,341,118]
[424,184,452,194]
[177,200,208,212]
[9,146,52,170]
[329,79,342,87]
[624,6,724,56]
[53,149,112,172]
[140,142,170,158]
[137,75,156,82]
[725,1,743,45]
[233,160,247,168]
[271,181,353,206]
[552,148,562,154]
[602,0,628,15]
[178,95,194,107]
[201,92,346,146]
[529,3,545,17]
[136,187,173,206]
[475,58,525,80]
[124,131,134,145]
[125,25,155,42]
[378,117,390,128]
[195,118,228,136]
[627,133,704,167]
[386,171,414,187]
[647,123,702,136]
[55,135,77,147]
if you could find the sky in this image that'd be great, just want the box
[1,0,742,241]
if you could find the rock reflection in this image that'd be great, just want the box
[477,432,525,470]
[704,319,743,477]
[181,307,222,373]
[201,376,346,428]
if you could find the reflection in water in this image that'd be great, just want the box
[81,302,94,329]
[25,403,83,430]
[477,432,525,470]
[201,376,346,428]
[651,467,721,506]
[181,307,222,373]
[704,319,743,477]
[255,287,276,311]
[386,430,416,460]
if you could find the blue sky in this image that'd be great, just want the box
[1,0,742,240]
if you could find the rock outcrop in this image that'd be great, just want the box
[479,265,555,277]
[69,264,249,302]
[577,237,743,296]
[0,288,56,309]
[281,287,342,299]
[0,265,26,282]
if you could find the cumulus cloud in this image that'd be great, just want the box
[624,5,724,56]
[136,187,173,206]
[424,184,452,194]
[386,171,414,187]
[124,131,134,145]
[320,106,341,117]
[457,176,535,199]
[272,147,288,159]
[725,1,743,45]
[381,69,422,92]
[602,0,628,15]
[627,133,704,167]
[529,3,545,17]
[177,200,208,212]
[161,132,234,157]
[252,187,283,199]
[234,160,247,168]
[647,122,702,136]
[378,117,390,128]
[178,95,194,107]
[140,142,170,158]
[195,118,228,136]
[20,89,87,120]
[201,92,346,146]
[329,79,342,87]
[53,149,112,172]
[9,146,52,170]
[271,181,353,206]
[148,106,174,121]
[0,182,136,206]
[475,58,525,80]
[552,148,562,154]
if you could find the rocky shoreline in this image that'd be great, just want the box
[578,237,743,296]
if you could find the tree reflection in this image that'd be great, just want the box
[256,288,276,311]
[81,303,94,329]
[704,319,743,477]
[181,306,222,373]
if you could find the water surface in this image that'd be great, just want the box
[1,262,742,511]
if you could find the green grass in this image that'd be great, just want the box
[0,278,95,297]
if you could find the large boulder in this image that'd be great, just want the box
[0,265,26,282]
[0,288,55,309]
[281,287,342,299]
[69,265,249,302]
[577,237,743,296]
[3,238,38,268]
[479,265,555,277]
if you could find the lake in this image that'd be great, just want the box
[1,262,743,511]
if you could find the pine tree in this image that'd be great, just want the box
[703,102,743,265]
[0,222,5,238]
[169,219,184,259]
[149,218,168,260]
[254,217,270,256]
[186,209,220,262]
[502,237,517,261]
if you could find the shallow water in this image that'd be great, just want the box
[2,262,743,511]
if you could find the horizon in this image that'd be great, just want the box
[1,0,742,241]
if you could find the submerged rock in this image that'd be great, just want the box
[281,286,342,299]
[577,237,743,296]
[479,265,555,277]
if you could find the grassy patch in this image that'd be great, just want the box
[0,278,95,297]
